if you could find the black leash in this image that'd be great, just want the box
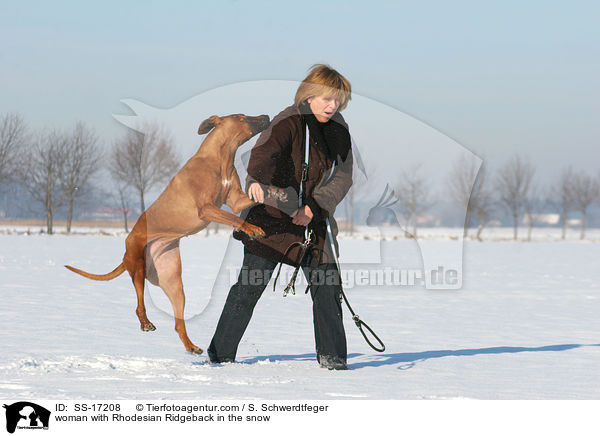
[338,279,386,352]
[325,218,386,352]
[272,118,315,297]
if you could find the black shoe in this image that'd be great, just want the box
[207,350,234,364]
[318,355,348,370]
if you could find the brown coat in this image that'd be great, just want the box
[240,105,353,265]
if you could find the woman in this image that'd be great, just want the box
[207,64,353,370]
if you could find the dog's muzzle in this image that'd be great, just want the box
[253,115,271,133]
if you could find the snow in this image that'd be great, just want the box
[0,225,599,400]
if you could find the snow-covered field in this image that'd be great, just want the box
[1,225,598,400]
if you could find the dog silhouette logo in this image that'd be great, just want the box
[112,79,480,320]
[3,402,50,434]
[366,184,399,227]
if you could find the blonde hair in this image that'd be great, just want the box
[294,64,352,111]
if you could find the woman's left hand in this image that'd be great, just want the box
[291,205,313,226]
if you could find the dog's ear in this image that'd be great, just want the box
[198,115,221,135]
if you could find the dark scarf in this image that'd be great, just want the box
[301,103,351,164]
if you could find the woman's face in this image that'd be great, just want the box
[307,95,340,123]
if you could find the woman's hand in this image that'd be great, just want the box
[248,183,264,203]
[291,205,313,226]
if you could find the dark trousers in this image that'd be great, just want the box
[208,247,347,364]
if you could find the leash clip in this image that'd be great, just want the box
[273,229,315,297]
[283,281,295,297]
[303,228,314,246]
[301,162,308,182]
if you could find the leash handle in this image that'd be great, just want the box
[352,315,386,353]
[337,284,386,353]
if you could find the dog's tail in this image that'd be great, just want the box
[65,263,126,281]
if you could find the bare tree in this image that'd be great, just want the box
[62,122,103,233]
[109,123,180,213]
[570,171,599,240]
[20,130,69,234]
[523,185,545,242]
[495,155,535,240]
[0,113,28,185]
[113,182,133,233]
[343,178,357,235]
[447,155,477,237]
[447,155,494,239]
[471,164,495,240]
[347,163,376,235]
[549,167,575,240]
[395,164,433,239]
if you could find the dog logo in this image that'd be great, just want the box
[111,79,480,321]
[366,184,399,227]
[3,402,50,433]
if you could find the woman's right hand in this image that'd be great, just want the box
[248,182,264,203]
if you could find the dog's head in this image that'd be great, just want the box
[198,114,270,145]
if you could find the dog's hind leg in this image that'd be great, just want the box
[132,259,156,332]
[125,217,156,332]
[152,240,202,355]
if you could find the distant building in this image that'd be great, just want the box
[417,214,441,226]
[84,206,131,220]
[522,213,560,226]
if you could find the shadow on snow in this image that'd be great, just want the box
[211,343,600,370]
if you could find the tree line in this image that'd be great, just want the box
[357,154,599,240]
[2,112,598,240]
[0,113,180,234]
[451,155,598,240]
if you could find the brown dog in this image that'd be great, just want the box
[65,114,269,354]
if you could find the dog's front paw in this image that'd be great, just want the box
[239,222,266,239]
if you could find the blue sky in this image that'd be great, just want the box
[1,0,598,184]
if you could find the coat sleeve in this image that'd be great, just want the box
[245,115,294,191]
[309,147,353,218]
